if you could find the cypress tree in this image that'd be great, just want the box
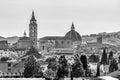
[23,55,36,77]
[101,49,107,64]
[80,55,88,76]
[109,59,118,73]
[108,51,113,63]
[119,56,120,63]
[96,63,100,77]
[72,58,84,77]
[57,56,68,78]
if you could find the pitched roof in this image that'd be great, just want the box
[13,61,24,68]
[0,40,8,44]
[19,36,31,41]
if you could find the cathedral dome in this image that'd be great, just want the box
[65,22,82,41]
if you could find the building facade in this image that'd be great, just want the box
[0,40,8,50]
[39,23,82,52]
[0,60,24,77]
[16,31,33,49]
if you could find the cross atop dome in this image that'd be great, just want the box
[71,22,75,30]
[30,10,36,21]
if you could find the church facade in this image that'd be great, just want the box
[39,23,82,52]
[16,31,33,49]
[15,11,38,49]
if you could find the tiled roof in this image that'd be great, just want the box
[19,36,31,41]
[14,48,26,51]
[0,40,8,43]
[84,43,111,48]
[54,53,73,55]
[39,36,70,40]
[65,30,81,41]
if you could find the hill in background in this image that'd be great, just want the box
[82,31,120,46]
[0,31,120,46]
[0,36,19,44]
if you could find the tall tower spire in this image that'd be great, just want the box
[29,11,37,47]
[71,22,75,30]
[30,10,36,21]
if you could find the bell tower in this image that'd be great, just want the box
[29,11,37,47]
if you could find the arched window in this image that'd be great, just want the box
[55,41,58,44]
[67,41,70,44]
[61,41,64,44]
[42,46,44,50]
[8,63,11,67]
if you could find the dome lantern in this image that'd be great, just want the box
[71,22,75,30]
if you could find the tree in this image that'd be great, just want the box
[87,65,93,77]
[23,46,43,77]
[46,57,58,72]
[23,55,43,78]
[56,56,68,78]
[57,66,66,78]
[58,56,67,67]
[109,59,118,73]
[89,54,99,63]
[119,56,120,63]
[96,63,100,77]
[80,55,88,76]
[96,55,100,62]
[101,49,107,64]
[44,69,56,79]
[25,46,42,58]
[23,55,36,77]
[72,58,84,77]
[108,51,113,64]
[34,61,44,78]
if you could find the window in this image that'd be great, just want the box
[42,46,44,50]
[56,41,58,44]
[8,63,11,67]
[34,38,36,41]
[61,41,64,44]
[8,68,11,72]
[67,41,70,44]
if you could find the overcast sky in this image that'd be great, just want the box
[0,0,120,38]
